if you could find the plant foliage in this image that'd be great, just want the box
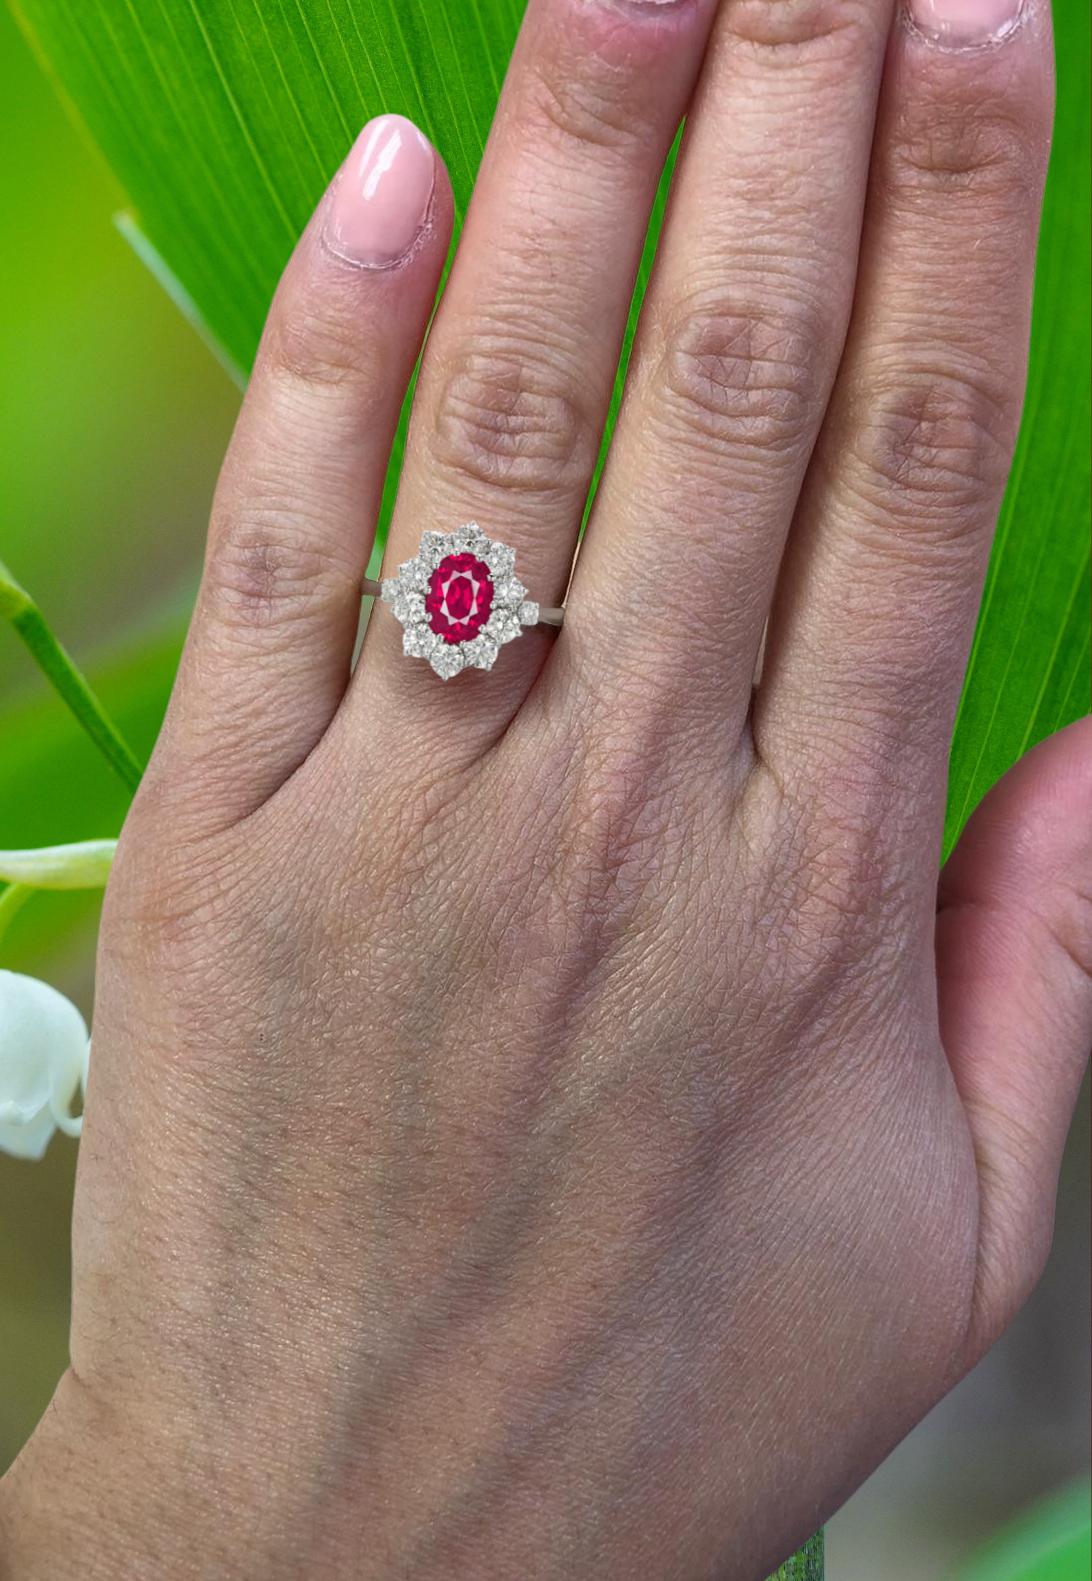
[8,0,1090,856]
[954,1481,1091,1581]
[3,0,1090,1567]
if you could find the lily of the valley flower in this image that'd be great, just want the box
[0,970,89,1159]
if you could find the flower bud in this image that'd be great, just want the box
[0,970,89,1159]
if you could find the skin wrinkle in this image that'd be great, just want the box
[563,0,892,750]
[320,967,768,1574]
[5,0,1088,1578]
[363,1081,805,1574]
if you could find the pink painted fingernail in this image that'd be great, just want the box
[324,115,436,269]
[906,0,1024,45]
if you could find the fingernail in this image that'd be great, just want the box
[324,115,436,269]
[905,0,1024,45]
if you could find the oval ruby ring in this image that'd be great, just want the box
[363,524,564,680]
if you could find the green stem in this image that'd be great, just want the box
[1,560,143,793]
[0,883,32,943]
[767,1532,825,1581]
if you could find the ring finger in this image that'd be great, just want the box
[350,0,720,753]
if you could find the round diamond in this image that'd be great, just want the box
[487,610,521,646]
[390,588,425,624]
[400,558,430,592]
[403,624,438,659]
[425,553,494,644]
[430,643,466,679]
[494,575,526,606]
[485,543,516,575]
[452,523,486,553]
[518,600,540,626]
[463,634,500,671]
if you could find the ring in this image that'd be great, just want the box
[363,523,564,680]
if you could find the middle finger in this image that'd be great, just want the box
[559,0,895,742]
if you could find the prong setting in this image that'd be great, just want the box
[380,524,544,679]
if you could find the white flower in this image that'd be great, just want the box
[0,970,89,1160]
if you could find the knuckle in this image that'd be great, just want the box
[263,295,373,394]
[781,835,888,992]
[104,818,243,962]
[888,89,1040,204]
[723,0,872,56]
[845,367,1014,527]
[556,740,682,932]
[524,54,646,154]
[651,295,821,458]
[430,340,594,497]
[203,518,356,631]
[750,750,910,996]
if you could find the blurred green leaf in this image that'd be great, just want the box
[944,0,1091,853]
[2,557,144,792]
[0,0,236,709]
[954,1481,1092,1581]
[3,0,1089,1556]
[0,620,181,845]
[10,0,1089,858]
[0,618,182,969]
[11,0,524,378]
[770,1532,824,1580]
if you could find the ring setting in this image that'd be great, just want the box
[368,523,562,680]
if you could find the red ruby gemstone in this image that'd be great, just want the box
[425,553,494,644]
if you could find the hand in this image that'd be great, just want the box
[4,0,1088,1576]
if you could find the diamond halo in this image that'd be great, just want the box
[380,523,542,679]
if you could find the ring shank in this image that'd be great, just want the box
[361,576,564,628]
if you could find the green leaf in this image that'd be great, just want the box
[11,0,1088,857]
[0,618,182,968]
[5,1,1090,1568]
[1,557,144,793]
[0,884,32,943]
[10,0,523,378]
[954,1481,1091,1581]
[944,0,1091,854]
[0,619,180,842]
[769,1531,824,1581]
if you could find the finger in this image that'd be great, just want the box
[154,117,453,827]
[352,0,719,742]
[936,719,1092,1361]
[754,0,1053,806]
[550,0,895,735]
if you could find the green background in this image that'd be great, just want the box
[0,0,1088,1574]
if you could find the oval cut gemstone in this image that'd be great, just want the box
[426,553,494,644]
